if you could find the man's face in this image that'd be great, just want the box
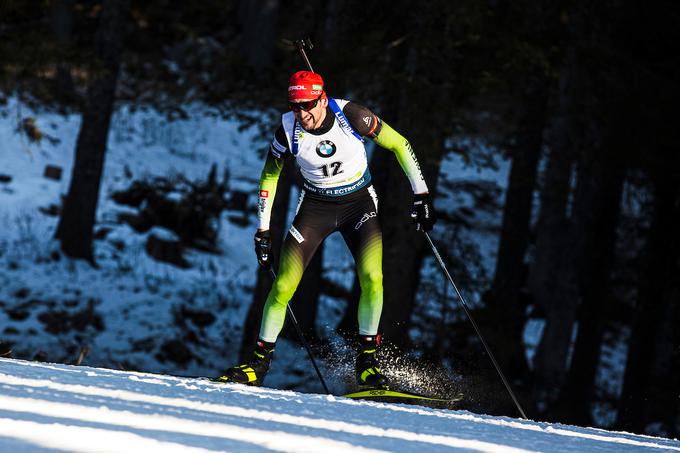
[290,95,327,130]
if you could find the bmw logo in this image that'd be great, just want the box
[316,140,336,158]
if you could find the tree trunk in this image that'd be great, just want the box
[529,150,578,398]
[239,158,295,361]
[529,42,581,408]
[553,146,625,425]
[55,0,129,262]
[486,70,549,384]
[617,170,680,433]
[553,50,631,422]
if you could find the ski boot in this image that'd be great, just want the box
[355,334,390,388]
[215,339,275,386]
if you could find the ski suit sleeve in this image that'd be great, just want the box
[372,120,429,194]
[257,151,286,231]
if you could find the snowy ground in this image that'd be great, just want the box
[1,358,679,453]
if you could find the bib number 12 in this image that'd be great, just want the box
[319,161,343,177]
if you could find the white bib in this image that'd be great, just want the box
[281,98,369,193]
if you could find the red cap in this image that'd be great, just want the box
[288,71,324,102]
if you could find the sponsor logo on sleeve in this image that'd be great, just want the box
[260,190,269,198]
[258,197,268,214]
[405,140,425,180]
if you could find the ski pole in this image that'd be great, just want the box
[423,232,528,419]
[268,267,330,394]
[294,38,315,72]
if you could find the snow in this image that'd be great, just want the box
[1,358,679,452]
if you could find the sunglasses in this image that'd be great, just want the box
[289,94,323,112]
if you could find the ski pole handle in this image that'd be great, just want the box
[294,38,315,72]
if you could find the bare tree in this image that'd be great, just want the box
[555,144,624,425]
[485,70,548,384]
[617,164,680,432]
[528,37,582,407]
[55,0,130,262]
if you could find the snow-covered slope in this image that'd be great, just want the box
[1,358,678,453]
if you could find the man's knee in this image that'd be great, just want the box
[272,277,298,302]
[359,268,383,292]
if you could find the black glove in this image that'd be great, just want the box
[411,193,437,232]
[254,230,272,269]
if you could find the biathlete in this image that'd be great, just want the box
[217,71,436,387]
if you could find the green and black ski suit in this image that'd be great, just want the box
[256,97,429,342]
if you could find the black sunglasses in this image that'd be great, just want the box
[289,94,323,112]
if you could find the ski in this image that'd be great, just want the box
[342,387,463,407]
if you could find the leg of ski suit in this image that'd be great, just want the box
[338,191,383,336]
[259,187,383,342]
